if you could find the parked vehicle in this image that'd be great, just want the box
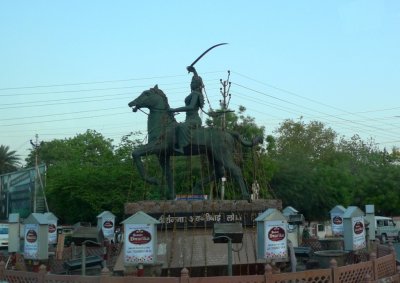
[375,216,400,243]
[0,223,9,247]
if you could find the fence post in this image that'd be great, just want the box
[99,266,112,283]
[0,261,5,281]
[264,264,273,283]
[369,252,377,280]
[180,267,189,283]
[330,258,338,283]
[389,242,396,256]
[38,264,47,283]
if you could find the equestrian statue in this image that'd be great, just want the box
[128,44,263,200]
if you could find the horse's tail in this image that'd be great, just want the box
[228,131,263,147]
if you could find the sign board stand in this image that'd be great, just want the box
[343,206,366,251]
[255,208,288,263]
[121,211,160,276]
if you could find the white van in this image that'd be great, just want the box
[0,223,9,247]
[375,216,400,243]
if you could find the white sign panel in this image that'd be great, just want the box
[48,221,57,244]
[352,216,366,250]
[24,224,39,259]
[124,224,155,264]
[331,213,344,236]
[265,220,288,260]
[102,217,115,241]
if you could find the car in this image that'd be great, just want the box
[0,223,9,248]
[375,216,400,244]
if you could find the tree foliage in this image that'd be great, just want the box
[21,113,400,224]
[0,145,21,174]
[269,119,400,220]
[25,130,143,224]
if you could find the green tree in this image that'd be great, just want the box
[25,130,138,224]
[336,135,400,215]
[270,119,351,220]
[0,145,21,174]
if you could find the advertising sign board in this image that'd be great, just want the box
[124,223,155,264]
[265,220,288,260]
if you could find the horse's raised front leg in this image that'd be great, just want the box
[132,144,162,185]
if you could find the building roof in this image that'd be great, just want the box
[282,206,299,216]
[343,206,364,218]
[255,208,286,222]
[97,210,115,218]
[115,199,282,272]
[330,205,346,214]
[23,213,49,225]
[121,211,160,225]
[114,227,262,272]
[160,228,260,268]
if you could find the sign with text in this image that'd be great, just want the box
[102,217,115,241]
[265,220,288,261]
[124,224,155,264]
[24,224,39,259]
[48,222,57,244]
[352,216,366,250]
[150,211,259,229]
[331,213,344,236]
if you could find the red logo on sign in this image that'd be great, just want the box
[26,229,38,243]
[48,224,56,233]
[129,230,152,245]
[103,220,114,229]
[333,216,343,225]
[354,221,364,234]
[268,227,286,241]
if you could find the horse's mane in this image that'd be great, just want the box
[151,86,176,121]
[151,86,170,108]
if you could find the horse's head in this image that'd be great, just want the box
[128,85,169,112]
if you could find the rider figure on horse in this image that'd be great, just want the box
[168,66,205,153]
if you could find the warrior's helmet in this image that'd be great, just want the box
[190,75,205,108]
[190,75,204,91]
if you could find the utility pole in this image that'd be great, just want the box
[30,134,39,213]
[30,134,49,213]
[219,70,231,131]
[218,71,232,200]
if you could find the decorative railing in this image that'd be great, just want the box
[0,244,398,283]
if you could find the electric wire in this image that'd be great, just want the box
[1,70,399,150]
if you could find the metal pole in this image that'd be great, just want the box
[82,242,86,276]
[221,177,226,200]
[227,237,232,276]
[213,235,233,276]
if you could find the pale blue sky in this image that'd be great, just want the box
[1,1,399,162]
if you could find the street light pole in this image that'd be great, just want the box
[81,240,101,276]
[212,235,232,276]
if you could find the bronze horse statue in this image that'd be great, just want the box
[128,85,262,200]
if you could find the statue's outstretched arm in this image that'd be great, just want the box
[169,92,200,113]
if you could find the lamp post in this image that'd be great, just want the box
[81,240,101,276]
[212,235,232,276]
